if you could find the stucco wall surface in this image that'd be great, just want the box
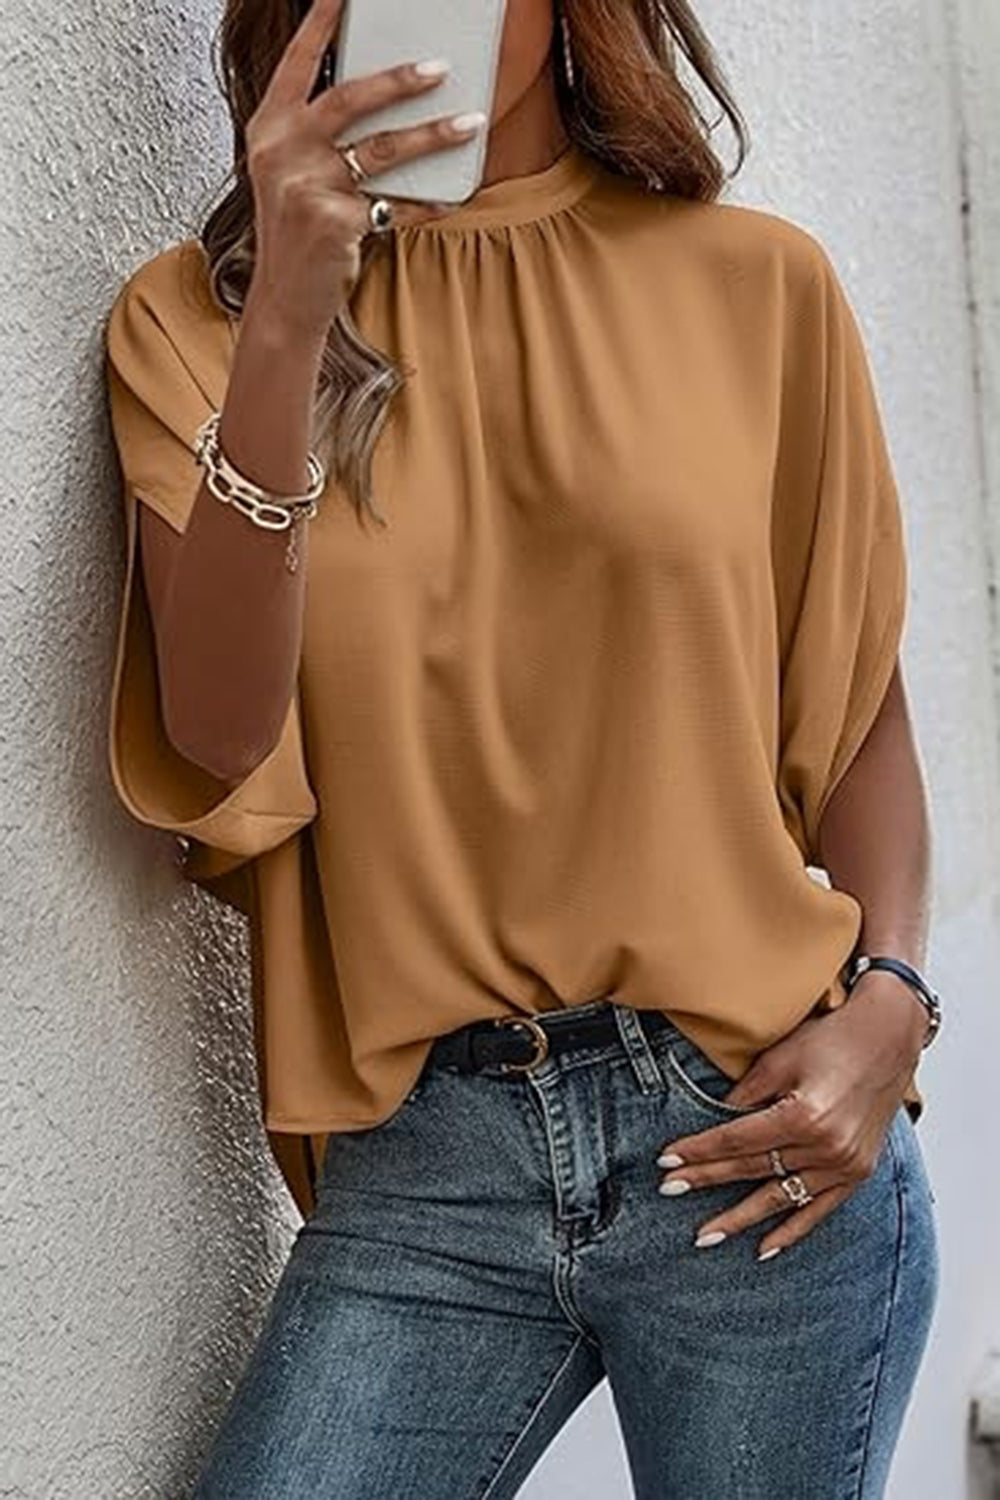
[2,2,998,1497]
[2,4,301,1497]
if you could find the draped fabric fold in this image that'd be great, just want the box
[105,243,319,895]
[105,243,322,1212]
[773,243,909,868]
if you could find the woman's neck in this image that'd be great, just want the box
[479,51,570,189]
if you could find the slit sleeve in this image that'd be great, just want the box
[773,242,909,870]
[103,252,318,907]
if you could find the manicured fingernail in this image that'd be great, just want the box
[414,57,451,76]
[450,110,487,133]
[694,1229,727,1248]
[657,1152,685,1168]
[757,1246,783,1261]
[658,1178,691,1196]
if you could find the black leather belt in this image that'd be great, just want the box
[428,1000,671,1076]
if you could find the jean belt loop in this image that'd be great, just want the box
[611,1001,667,1095]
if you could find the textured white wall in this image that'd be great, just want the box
[1,4,299,1497]
[2,1,997,1497]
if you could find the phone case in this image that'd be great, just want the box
[331,0,508,206]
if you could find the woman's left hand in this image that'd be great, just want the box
[654,973,928,1260]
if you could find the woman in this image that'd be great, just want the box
[104,0,940,1493]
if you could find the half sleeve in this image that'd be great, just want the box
[104,247,319,910]
[772,241,909,869]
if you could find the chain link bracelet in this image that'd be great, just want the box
[194,412,326,573]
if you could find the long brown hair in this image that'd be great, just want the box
[201,1,749,525]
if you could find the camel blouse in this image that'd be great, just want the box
[104,141,921,1218]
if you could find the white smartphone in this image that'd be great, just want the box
[330,0,508,206]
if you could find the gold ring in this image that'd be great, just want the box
[778,1173,814,1207]
[339,142,368,187]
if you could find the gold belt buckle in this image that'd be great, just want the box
[493,1015,551,1074]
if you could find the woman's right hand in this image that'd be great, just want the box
[244,0,483,341]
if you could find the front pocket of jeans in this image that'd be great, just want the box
[376,1069,431,1124]
[334,1066,434,1149]
[663,1036,762,1117]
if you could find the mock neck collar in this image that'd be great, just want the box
[397,140,603,234]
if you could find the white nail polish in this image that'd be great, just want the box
[414,57,451,76]
[658,1178,691,1196]
[657,1152,685,1169]
[451,110,488,133]
[694,1229,727,1248]
[757,1246,783,1261]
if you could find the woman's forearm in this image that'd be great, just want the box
[815,659,934,1045]
[144,285,328,784]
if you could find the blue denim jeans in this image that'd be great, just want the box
[191,998,939,1499]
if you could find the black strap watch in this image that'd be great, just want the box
[843,953,942,1048]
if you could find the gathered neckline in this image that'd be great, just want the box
[394,139,605,234]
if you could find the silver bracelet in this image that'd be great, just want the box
[193,412,326,573]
